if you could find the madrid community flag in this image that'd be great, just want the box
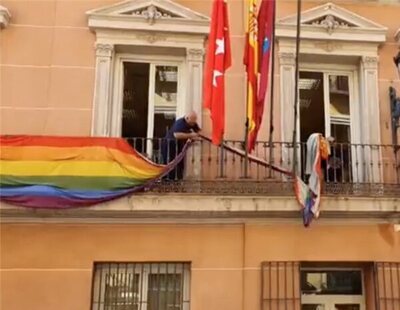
[256,0,275,138]
[244,0,259,152]
[203,0,232,145]
[245,0,275,152]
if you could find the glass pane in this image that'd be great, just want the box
[330,124,350,144]
[301,270,362,295]
[302,305,325,310]
[299,71,325,143]
[334,304,360,310]
[154,113,176,139]
[148,274,182,310]
[329,75,350,117]
[155,66,178,109]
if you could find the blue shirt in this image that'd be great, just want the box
[165,117,200,140]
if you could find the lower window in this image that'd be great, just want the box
[301,268,365,310]
[91,262,191,310]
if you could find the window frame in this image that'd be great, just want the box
[298,64,360,145]
[298,64,364,182]
[91,262,191,310]
[110,54,187,140]
[301,267,366,310]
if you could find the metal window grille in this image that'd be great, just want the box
[91,262,191,310]
[374,262,400,310]
[261,262,301,310]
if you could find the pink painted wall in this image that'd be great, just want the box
[1,223,399,310]
[1,0,399,141]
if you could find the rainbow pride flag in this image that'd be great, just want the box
[0,136,187,208]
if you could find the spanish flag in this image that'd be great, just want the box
[244,0,259,152]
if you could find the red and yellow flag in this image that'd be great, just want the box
[244,0,259,152]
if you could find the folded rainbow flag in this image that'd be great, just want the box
[0,136,187,208]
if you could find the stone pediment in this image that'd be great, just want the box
[276,2,387,43]
[87,0,210,34]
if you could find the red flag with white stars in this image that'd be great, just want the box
[203,0,232,145]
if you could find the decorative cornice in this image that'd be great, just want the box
[276,2,387,44]
[87,0,210,35]
[186,48,204,61]
[278,52,296,66]
[135,33,167,43]
[132,4,175,25]
[362,56,379,70]
[95,43,114,57]
[0,5,11,29]
[313,41,343,52]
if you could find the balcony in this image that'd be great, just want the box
[1,137,398,222]
[126,137,400,198]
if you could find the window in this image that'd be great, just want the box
[374,262,400,310]
[261,263,375,310]
[299,70,356,183]
[116,57,184,161]
[122,63,180,140]
[301,268,365,310]
[91,262,191,310]
[299,71,353,144]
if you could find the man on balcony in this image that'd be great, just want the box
[161,111,201,180]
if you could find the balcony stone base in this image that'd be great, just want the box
[1,194,399,224]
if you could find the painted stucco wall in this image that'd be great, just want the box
[1,0,399,141]
[1,223,399,310]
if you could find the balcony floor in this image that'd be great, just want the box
[149,180,400,198]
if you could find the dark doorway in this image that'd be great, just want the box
[122,62,150,152]
[299,71,325,143]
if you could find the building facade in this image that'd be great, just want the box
[1,0,400,310]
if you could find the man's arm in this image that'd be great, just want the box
[193,123,201,133]
[173,132,198,140]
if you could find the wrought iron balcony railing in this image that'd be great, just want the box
[126,137,400,197]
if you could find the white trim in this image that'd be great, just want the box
[88,1,207,137]
[0,5,11,29]
[278,2,386,29]
[87,0,210,35]
[277,3,384,175]
[299,66,362,182]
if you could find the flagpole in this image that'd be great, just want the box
[244,116,250,178]
[291,0,302,174]
[267,0,277,177]
[243,0,250,178]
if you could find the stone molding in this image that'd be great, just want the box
[276,2,387,43]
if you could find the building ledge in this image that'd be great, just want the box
[1,195,399,223]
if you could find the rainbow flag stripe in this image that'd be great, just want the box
[0,136,186,208]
